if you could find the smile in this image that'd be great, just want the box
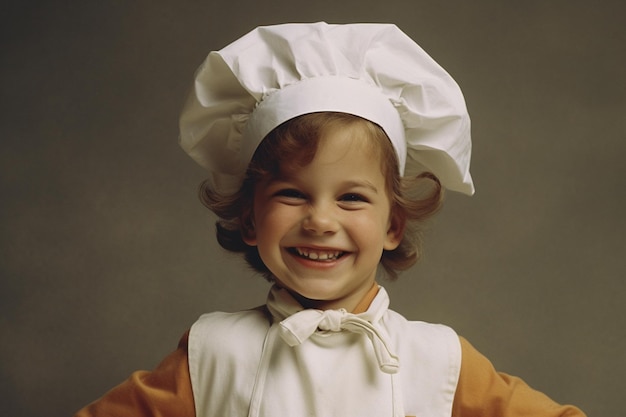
[291,247,345,261]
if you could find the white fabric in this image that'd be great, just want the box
[267,285,400,374]
[188,285,462,417]
[179,22,474,196]
[242,76,407,178]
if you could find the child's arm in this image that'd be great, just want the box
[452,337,586,417]
[73,331,195,417]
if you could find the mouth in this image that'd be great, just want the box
[289,247,346,262]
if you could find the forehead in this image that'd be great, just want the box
[266,124,393,198]
[283,119,387,170]
[321,122,382,157]
[275,134,387,192]
[247,113,399,195]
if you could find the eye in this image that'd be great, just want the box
[274,188,307,200]
[339,193,368,203]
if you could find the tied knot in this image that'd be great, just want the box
[277,308,399,374]
[317,309,348,332]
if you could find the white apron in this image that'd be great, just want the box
[188,286,461,417]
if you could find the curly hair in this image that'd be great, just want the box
[200,112,444,280]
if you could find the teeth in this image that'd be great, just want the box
[295,248,342,261]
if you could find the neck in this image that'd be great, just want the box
[280,282,380,313]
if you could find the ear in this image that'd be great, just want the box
[240,211,257,246]
[383,210,406,251]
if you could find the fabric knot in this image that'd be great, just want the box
[268,290,400,375]
[317,309,347,332]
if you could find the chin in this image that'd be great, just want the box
[280,281,340,308]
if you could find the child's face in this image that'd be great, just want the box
[243,123,403,311]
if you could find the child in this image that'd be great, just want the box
[75,22,586,416]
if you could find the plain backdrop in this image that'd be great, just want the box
[1,1,624,416]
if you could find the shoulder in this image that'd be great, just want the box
[189,306,271,353]
[191,306,270,335]
[188,307,271,380]
[383,309,461,376]
[383,309,460,349]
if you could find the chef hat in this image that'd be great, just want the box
[179,22,474,195]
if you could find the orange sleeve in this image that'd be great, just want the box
[452,337,586,417]
[74,331,195,417]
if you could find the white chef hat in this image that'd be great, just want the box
[179,22,474,195]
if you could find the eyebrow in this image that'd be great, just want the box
[267,177,380,194]
[343,180,379,194]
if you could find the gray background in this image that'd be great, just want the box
[1,1,624,416]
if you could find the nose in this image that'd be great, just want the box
[302,205,339,235]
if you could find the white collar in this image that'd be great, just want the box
[266,285,399,374]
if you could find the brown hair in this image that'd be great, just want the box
[200,112,444,280]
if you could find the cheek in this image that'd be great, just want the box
[254,204,297,238]
[347,212,391,242]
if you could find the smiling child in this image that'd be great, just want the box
[75,22,586,417]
